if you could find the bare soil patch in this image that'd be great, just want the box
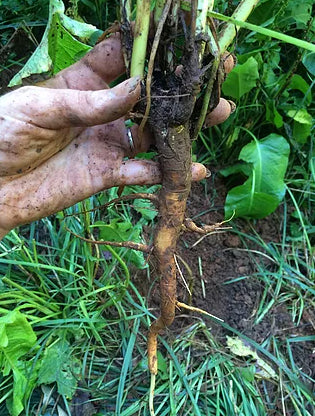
[141,173,315,381]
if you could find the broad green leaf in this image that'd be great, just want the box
[265,100,283,128]
[288,74,312,105]
[93,219,146,268]
[286,0,313,27]
[303,52,315,75]
[225,183,279,219]
[6,361,38,416]
[238,134,289,198]
[224,134,290,219]
[133,198,158,221]
[38,338,81,398]
[48,13,91,74]
[0,310,37,416]
[287,109,313,143]
[222,57,259,99]
[9,0,97,86]
[220,162,252,178]
[287,108,313,125]
[157,351,169,380]
[292,121,312,145]
[248,0,276,25]
[60,13,101,41]
[239,365,256,382]
[8,29,51,86]
[0,310,36,372]
[131,185,159,221]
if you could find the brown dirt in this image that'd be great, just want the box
[2,27,313,404]
[139,173,315,381]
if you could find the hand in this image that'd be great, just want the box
[0,34,233,240]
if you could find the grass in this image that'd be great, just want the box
[0,184,314,415]
[0,0,315,414]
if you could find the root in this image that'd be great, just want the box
[64,193,158,220]
[175,254,194,304]
[183,217,232,235]
[174,254,191,296]
[148,123,192,375]
[63,193,157,253]
[149,373,156,416]
[64,225,152,253]
[176,301,224,322]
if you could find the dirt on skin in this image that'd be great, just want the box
[2,26,314,411]
[137,173,315,383]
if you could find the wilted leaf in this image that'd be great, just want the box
[224,134,290,219]
[227,336,278,380]
[38,338,81,398]
[222,57,259,99]
[9,0,97,86]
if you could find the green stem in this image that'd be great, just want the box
[196,0,212,34]
[210,10,315,52]
[192,56,220,140]
[216,0,259,51]
[120,0,131,21]
[181,0,315,52]
[130,0,151,78]
[196,0,214,58]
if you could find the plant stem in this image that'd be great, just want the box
[149,373,156,416]
[154,0,166,28]
[148,123,192,375]
[211,11,315,52]
[192,56,220,140]
[120,0,131,21]
[139,0,173,139]
[130,0,151,78]
[181,0,315,52]
[196,0,213,35]
[216,0,259,51]
[196,0,214,58]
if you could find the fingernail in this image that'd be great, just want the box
[128,76,141,93]
[206,169,211,178]
[228,100,236,113]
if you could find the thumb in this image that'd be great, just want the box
[116,160,208,186]
[3,77,141,129]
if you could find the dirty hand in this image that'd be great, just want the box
[0,34,232,240]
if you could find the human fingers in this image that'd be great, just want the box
[0,151,206,235]
[123,99,235,156]
[3,77,140,129]
[42,33,125,90]
[204,98,235,128]
[117,160,208,186]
